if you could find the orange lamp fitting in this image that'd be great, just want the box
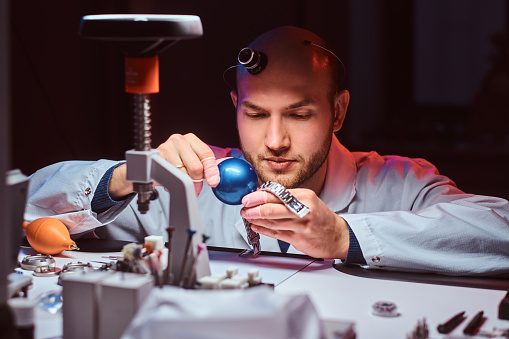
[125,56,159,94]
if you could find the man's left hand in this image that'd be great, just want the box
[241,189,350,259]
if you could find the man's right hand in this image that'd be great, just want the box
[157,133,220,196]
[108,133,220,199]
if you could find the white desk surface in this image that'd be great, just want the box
[276,260,508,338]
[17,248,509,339]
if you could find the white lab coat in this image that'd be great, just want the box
[25,136,509,275]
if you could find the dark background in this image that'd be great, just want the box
[9,0,509,199]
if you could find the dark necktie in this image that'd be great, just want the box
[278,239,290,253]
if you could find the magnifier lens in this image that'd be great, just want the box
[238,48,254,65]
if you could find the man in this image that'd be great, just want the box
[26,26,509,276]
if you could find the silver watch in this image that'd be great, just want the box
[259,181,310,218]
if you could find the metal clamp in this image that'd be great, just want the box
[33,266,61,277]
[20,254,56,271]
[58,262,96,285]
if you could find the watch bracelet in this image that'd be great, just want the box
[259,181,310,218]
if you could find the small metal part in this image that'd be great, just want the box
[134,182,153,214]
[89,261,114,271]
[61,261,95,273]
[178,229,197,287]
[238,249,257,258]
[150,188,159,200]
[101,255,124,260]
[20,254,56,271]
[406,318,429,339]
[33,265,61,277]
[133,93,152,152]
[164,226,176,285]
[372,301,400,317]
[239,181,309,257]
[437,311,466,334]
[242,218,261,256]
[132,93,153,214]
[57,262,96,285]
[259,181,310,218]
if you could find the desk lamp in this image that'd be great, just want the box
[79,14,210,285]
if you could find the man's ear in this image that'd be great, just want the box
[333,90,350,132]
[230,90,238,109]
[231,90,239,130]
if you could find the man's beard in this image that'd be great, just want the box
[241,133,333,189]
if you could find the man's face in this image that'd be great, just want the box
[233,63,339,190]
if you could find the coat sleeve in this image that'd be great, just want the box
[23,145,239,241]
[25,159,134,235]
[342,156,509,276]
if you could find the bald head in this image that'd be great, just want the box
[236,26,341,101]
[231,27,350,192]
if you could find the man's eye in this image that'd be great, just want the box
[291,114,311,120]
[246,113,266,119]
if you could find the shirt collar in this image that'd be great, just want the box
[319,134,357,212]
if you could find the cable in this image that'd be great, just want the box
[303,40,346,85]
[222,41,346,90]
[222,64,239,91]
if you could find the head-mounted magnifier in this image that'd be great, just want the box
[223,41,345,89]
[238,47,267,74]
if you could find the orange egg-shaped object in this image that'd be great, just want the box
[23,217,79,255]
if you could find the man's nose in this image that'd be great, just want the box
[264,118,290,151]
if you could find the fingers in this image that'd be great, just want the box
[158,133,212,178]
[250,224,287,239]
[247,216,302,232]
[241,191,268,207]
[241,188,315,237]
[193,179,204,197]
[157,133,220,193]
[242,190,286,207]
[201,157,220,188]
[241,203,298,223]
[241,189,308,220]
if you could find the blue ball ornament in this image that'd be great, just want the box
[212,158,259,205]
